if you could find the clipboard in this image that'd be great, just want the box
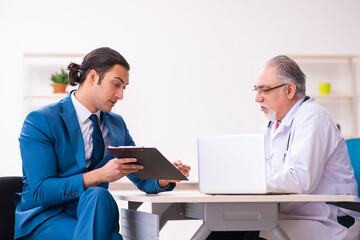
[107,146,188,180]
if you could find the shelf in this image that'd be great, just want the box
[23,52,86,58]
[289,54,360,137]
[22,53,83,117]
[311,94,360,100]
[24,94,68,99]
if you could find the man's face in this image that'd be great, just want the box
[90,64,129,113]
[254,66,289,121]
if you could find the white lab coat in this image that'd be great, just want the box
[263,97,360,240]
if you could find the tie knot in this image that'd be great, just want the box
[90,114,99,123]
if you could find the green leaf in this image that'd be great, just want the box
[50,68,69,84]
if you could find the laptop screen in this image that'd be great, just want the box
[197,134,266,194]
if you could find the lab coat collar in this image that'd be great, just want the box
[279,97,306,130]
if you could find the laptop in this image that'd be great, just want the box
[197,134,267,194]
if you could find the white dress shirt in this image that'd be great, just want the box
[264,97,360,240]
[71,91,110,168]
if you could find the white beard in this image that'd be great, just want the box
[260,103,277,121]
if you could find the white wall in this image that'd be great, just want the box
[1,0,360,182]
[2,1,360,239]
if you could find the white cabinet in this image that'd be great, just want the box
[289,55,360,138]
[22,53,85,116]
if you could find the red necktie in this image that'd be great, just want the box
[276,121,279,129]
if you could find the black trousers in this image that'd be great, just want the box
[206,231,264,240]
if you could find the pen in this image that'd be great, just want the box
[283,152,287,162]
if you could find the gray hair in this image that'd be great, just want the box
[265,55,306,97]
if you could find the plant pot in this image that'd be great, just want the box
[52,83,68,93]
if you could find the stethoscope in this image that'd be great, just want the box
[264,121,292,161]
[264,96,310,161]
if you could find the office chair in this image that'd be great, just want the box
[0,176,23,240]
[327,138,360,213]
[346,138,360,196]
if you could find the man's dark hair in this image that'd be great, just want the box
[67,47,130,86]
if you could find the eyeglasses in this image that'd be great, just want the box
[253,83,288,95]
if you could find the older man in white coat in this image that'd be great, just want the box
[253,55,360,240]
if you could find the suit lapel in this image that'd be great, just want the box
[102,112,113,145]
[60,92,86,169]
[102,112,124,147]
[102,112,115,162]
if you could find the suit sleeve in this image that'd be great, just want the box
[127,173,175,194]
[20,111,85,207]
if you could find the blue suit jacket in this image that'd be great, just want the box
[15,92,174,239]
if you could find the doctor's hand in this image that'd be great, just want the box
[159,160,191,188]
[83,158,143,189]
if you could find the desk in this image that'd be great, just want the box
[114,190,356,240]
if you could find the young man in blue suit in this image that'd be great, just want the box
[15,47,191,240]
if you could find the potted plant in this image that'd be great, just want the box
[51,68,69,93]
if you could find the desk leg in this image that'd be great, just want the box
[128,201,143,210]
[152,203,197,231]
[121,208,159,240]
[271,224,290,240]
[190,223,211,240]
[202,202,291,240]
[152,203,173,230]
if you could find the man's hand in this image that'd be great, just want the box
[83,158,143,189]
[159,160,191,188]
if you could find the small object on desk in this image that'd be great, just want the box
[107,146,188,180]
